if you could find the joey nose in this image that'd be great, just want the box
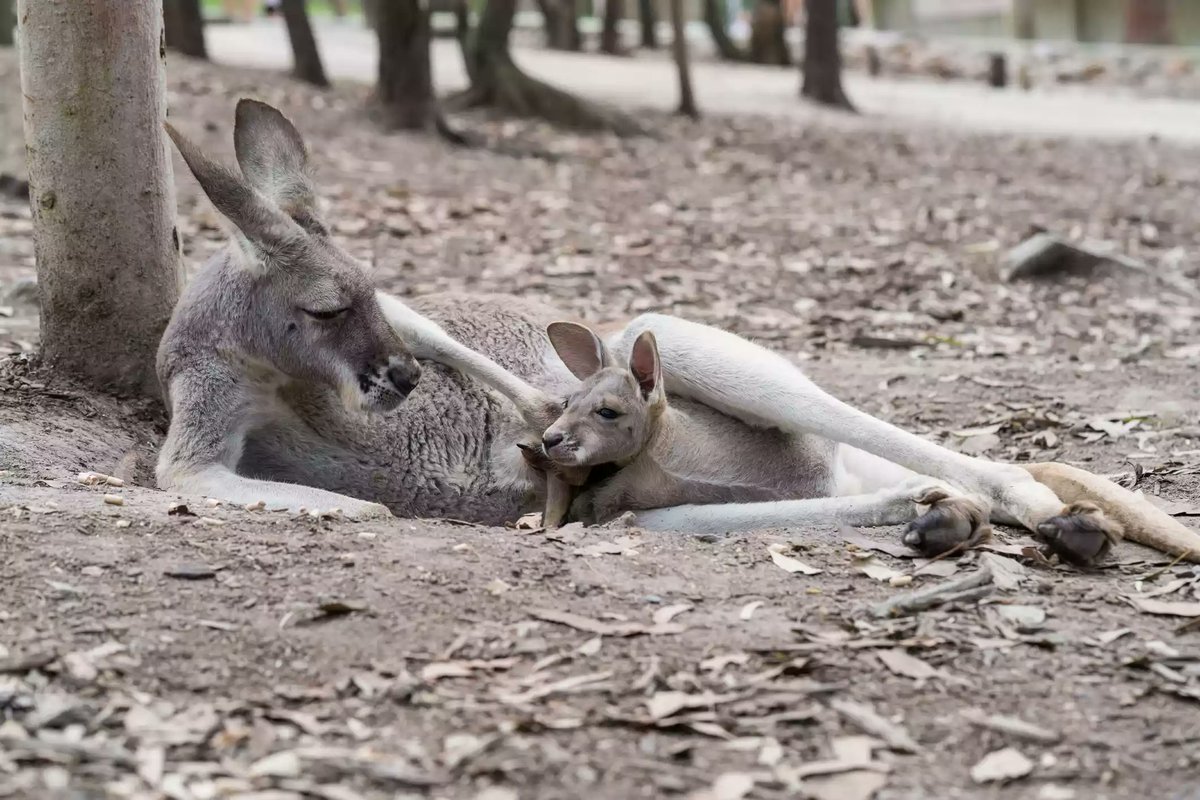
[542,432,565,451]
[386,360,421,397]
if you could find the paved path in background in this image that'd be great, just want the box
[207,19,1200,145]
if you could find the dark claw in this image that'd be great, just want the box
[903,489,991,558]
[1034,501,1123,568]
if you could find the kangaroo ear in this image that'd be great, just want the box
[233,99,323,230]
[166,120,306,273]
[629,330,661,399]
[547,321,613,380]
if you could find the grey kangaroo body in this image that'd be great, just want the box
[221,294,576,524]
[159,100,1119,549]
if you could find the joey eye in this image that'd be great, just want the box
[596,407,621,420]
[302,307,349,321]
[561,398,570,410]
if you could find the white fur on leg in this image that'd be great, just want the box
[632,479,950,534]
[837,446,918,495]
[167,464,392,519]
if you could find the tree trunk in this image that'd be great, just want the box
[364,0,378,28]
[1125,0,1170,45]
[535,0,581,50]
[800,0,854,111]
[18,0,181,399]
[455,0,470,44]
[702,0,745,61]
[163,0,208,59]
[637,0,658,48]
[281,0,330,87]
[1012,0,1034,39]
[0,0,14,47]
[453,0,641,134]
[987,52,1006,88]
[749,0,789,65]
[669,0,697,117]
[600,0,625,54]
[375,0,464,142]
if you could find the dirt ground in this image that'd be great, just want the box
[3,52,1200,800]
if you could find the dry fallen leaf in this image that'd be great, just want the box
[653,603,694,625]
[876,649,941,681]
[857,558,904,582]
[970,746,1033,783]
[485,578,512,595]
[421,658,518,682]
[700,652,750,673]
[994,605,1046,629]
[577,637,602,656]
[1129,597,1200,617]
[739,600,764,620]
[513,512,543,530]
[961,709,1060,744]
[840,527,916,558]
[248,750,302,779]
[768,543,823,575]
[830,699,920,753]
[501,670,613,704]
[528,607,684,636]
[979,552,1027,591]
[646,690,744,721]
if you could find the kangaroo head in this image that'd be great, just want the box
[541,322,665,468]
[167,99,420,413]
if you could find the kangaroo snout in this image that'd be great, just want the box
[542,431,565,451]
[355,356,420,413]
[386,357,422,398]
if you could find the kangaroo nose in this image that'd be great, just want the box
[542,432,565,451]
[386,359,421,397]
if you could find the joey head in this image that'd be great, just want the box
[540,322,665,469]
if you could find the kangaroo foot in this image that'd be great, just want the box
[1034,501,1123,568]
[903,487,992,558]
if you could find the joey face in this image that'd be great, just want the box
[541,323,664,468]
[169,99,420,412]
[542,368,656,467]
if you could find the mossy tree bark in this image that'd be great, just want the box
[282,0,330,87]
[800,0,854,110]
[453,0,641,135]
[18,0,181,398]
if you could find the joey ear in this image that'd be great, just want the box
[547,321,613,380]
[233,99,323,228]
[166,121,306,271]
[629,331,661,399]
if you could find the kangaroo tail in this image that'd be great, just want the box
[1022,462,1200,564]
